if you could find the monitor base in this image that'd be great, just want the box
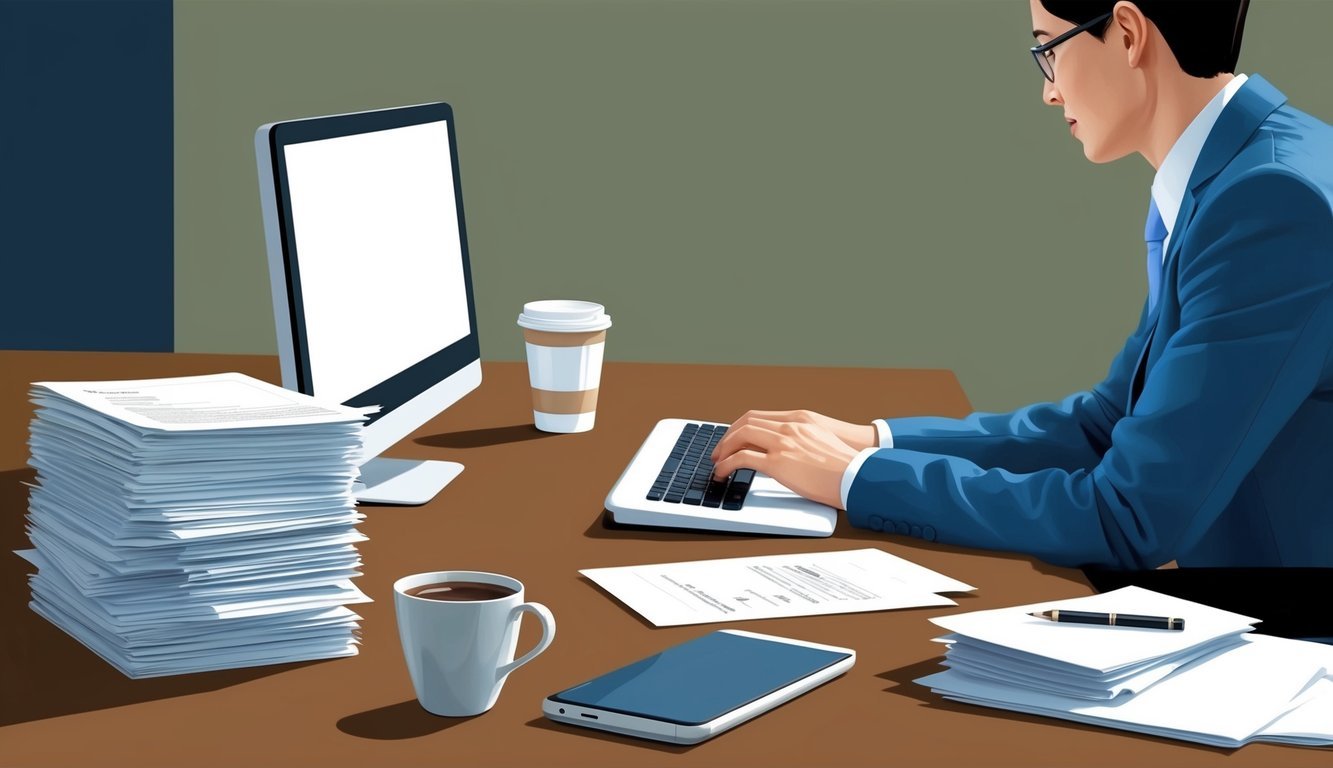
[354,457,464,505]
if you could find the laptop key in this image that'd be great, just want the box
[721,469,755,510]
[702,478,728,507]
[648,424,746,507]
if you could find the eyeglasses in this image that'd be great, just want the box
[1030,11,1113,83]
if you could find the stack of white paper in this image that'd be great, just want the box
[917,587,1333,748]
[17,373,374,678]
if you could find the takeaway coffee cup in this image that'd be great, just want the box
[393,570,556,717]
[517,300,612,433]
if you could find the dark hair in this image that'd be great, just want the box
[1040,1,1250,77]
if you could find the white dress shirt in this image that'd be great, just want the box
[1152,73,1248,256]
[838,74,1251,511]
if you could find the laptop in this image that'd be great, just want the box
[604,418,838,537]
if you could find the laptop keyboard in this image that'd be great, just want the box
[646,423,755,510]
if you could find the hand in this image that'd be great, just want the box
[710,410,873,509]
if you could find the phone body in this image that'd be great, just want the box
[541,629,855,745]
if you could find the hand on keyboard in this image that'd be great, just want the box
[710,410,867,510]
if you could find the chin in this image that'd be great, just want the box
[1081,137,1132,165]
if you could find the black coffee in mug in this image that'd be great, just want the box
[405,580,517,602]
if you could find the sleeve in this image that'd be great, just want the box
[873,419,893,448]
[846,168,1333,569]
[885,392,1123,474]
[880,310,1151,475]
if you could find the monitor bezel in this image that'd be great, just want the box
[258,102,480,426]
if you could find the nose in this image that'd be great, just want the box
[1043,77,1063,106]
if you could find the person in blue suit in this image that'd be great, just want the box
[711,0,1333,570]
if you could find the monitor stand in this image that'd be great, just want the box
[354,457,464,505]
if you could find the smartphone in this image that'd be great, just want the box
[542,629,855,745]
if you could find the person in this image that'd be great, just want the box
[710,0,1333,571]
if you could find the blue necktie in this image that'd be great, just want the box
[1144,198,1167,313]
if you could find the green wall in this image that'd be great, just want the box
[174,0,1333,411]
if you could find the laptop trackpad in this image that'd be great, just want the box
[749,475,823,509]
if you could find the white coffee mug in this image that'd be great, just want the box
[393,570,556,717]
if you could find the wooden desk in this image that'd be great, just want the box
[0,352,1321,767]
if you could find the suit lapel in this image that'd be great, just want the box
[1126,75,1288,413]
[1187,74,1287,193]
[1165,75,1287,272]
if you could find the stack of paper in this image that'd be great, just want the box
[917,586,1333,748]
[17,373,373,678]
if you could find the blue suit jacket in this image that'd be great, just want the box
[847,75,1333,569]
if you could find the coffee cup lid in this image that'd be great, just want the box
[517,300,612,332]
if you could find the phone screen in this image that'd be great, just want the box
[549,631,851,725]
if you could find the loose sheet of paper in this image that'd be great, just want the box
[581,548,973,627]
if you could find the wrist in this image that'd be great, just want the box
[858,424,877,450]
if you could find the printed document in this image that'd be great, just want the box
[919,634,1333,748]
[581,548,973,627]
[22,372,371,678]
[33,372,372,432]
[930,586,1257,673]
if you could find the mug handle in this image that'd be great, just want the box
[497,601,556,680]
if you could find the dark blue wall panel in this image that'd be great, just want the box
[0,0,173,351]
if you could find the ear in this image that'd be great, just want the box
[1111,0,1151,69]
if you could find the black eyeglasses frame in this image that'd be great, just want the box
[1030,11,1114,82]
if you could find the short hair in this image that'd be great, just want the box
[1040,1,1250,78]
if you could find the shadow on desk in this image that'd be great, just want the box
[337,699,478,739]
[587,510,776,543]
[414,423,560,450]
[0,468,311,727]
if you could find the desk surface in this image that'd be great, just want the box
[0,352,1322,767]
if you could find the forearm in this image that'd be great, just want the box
[884,390,1121,473]
[844,449,1122,568]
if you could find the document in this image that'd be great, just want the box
[581,548,973,627]
[936,635,1245,700]
[20,373,372,678]
[919,634,1333,748]
[1262,677,1333,746]
[915,586,1333,748]
[33,372,372,432]
[930,586,1257,673]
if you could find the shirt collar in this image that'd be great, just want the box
[1150,73,1249,235]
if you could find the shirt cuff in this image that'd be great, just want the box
[873,419,893,448]
[840,446,880,510]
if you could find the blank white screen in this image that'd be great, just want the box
[283,121,470,404]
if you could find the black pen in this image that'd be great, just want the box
[1028,609,1185,631]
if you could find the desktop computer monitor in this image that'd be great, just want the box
[254,102,481,505]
